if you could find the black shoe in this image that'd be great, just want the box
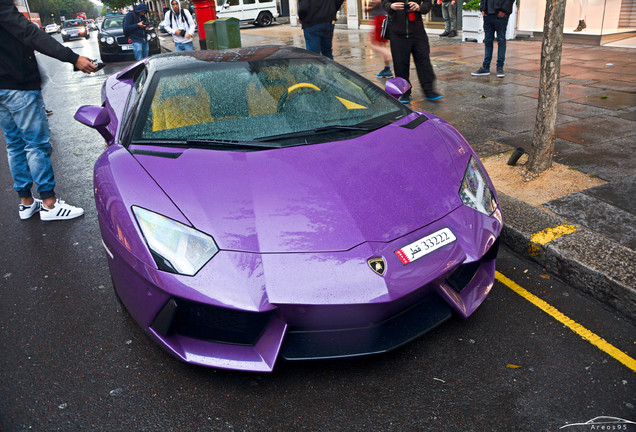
[399,94,411,104]
[471,67,491,76]
[425,91,443,101]
[439,31,450,37]
[45,109,53,116]
[447,30,457,37]
[574,20,586,32]
[496,68,505,77]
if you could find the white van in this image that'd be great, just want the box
[216,0,279,26]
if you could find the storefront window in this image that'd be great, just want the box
[518,0,636,41]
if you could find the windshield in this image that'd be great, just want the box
[64,20,84,28]
[132,57,408,147]
[102,17,124,29]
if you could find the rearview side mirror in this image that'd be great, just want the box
[385,77,411,99]
[74,105,114,144]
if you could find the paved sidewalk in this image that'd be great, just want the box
[160,24,636,321]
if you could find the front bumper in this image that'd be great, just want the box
[100,200,502,372]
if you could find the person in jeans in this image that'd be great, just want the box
[298,0,344,59]
[382,0,442,103]
[0,0,97,221]
[438,0,457,37]
[164,0,196,51]
[470,0,514,78]
[124,3,150,61]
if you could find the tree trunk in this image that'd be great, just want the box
[526,0,567,174]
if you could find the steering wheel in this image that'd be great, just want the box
[277,83,321,112]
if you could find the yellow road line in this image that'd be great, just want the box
[529,223,578,256]
[495,271,636,372]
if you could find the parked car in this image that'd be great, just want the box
[74,46,502,372]
[216,0,278,26]
[61,19,89,41]
[87,20,98,31]
[45,23,60,34]
[97,15,161,63]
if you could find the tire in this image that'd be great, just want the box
[62,37,68,42]
[256,11,273,27]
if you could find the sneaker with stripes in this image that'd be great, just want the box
[40,199,84,221]
[19,198,42,220]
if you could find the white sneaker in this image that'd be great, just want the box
[40,199,84,221]
[19,198,42,220]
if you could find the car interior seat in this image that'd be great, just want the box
[150,76,214,131]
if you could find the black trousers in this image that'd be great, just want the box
[389,32,436,94]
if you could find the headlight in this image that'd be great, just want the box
[146,32,157,40]
[133,206,219,276]
[106,36,114,44]
[61,29,67,35]
[459,156,497,216]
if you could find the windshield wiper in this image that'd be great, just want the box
[130,139,277,151]
[255,122,388,142]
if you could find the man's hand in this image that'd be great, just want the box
[497,11,506,18]
[75,56,98,74]
[185,33,192,39]
[408,1,420,11]
[137,21,147,28]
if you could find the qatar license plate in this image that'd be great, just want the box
[395,228,456,265]
[122,44,133,50]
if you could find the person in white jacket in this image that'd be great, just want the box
[164,0,196,51]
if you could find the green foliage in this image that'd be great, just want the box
[462,0,481,11]
[30,0,100,24]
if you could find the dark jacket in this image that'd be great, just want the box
[0,0,79,90]
[382,0,432,37]
[298,0,345,29]
[479,0,514,15]
[124,3,150,43]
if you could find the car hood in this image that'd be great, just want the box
[133,116,465,253]
[99,28,124,37]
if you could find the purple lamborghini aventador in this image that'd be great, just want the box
[75,46,502,372]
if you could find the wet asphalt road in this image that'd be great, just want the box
[0,34,634,432]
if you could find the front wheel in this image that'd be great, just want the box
[256,11,273,27]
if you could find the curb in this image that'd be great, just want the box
[499,193,636,323]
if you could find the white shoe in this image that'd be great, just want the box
[40,199,84,221]
[19,198,42,220]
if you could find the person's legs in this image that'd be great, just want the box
[482,14,495,70]
[449,3,457,32]
[132,42,144,61]
[389,36,412,92]
[0,89,55,200]
[175,42,185,51]
[142,41,149,58]
[318,22,335,59]
[494,15,509,69]
[303,25,322,55]
[411,32,435,93]
[441,3,451,33]
[181,41,194,51]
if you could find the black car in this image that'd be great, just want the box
[61,19,89,42]
[97,15,161,63]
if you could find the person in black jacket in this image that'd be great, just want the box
[381,0,442,103]
[124,3,150,61]
[298,0,344,59]
[0,0,97,221]
[470,0,514,78]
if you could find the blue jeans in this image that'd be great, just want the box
[482,14,510,70]
[0,89,55,199]
[132,41,149,61]
[303,22,335,59]
[175,41,194,51]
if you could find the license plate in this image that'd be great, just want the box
[121,44,133,50]
[395,228,456,265]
